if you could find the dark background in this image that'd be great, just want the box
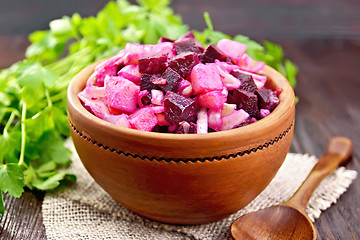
[1,0,359,239]
[1,0,360,39]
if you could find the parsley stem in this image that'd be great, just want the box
[204,12,213,31]
[18,102,27,168]
[50,91,67,103]
[45,89,52,108]
[3,111,17,137]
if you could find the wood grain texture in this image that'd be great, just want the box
[1,0,360,239]
[279,39,360,240]
[1,191,46,240]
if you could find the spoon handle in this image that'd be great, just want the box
[283,136,353,213]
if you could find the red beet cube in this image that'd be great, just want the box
[168,52,199,79]
[175,121,197,134]
[177,31,196,41]
[138,54,167,74]
[227,89,259,117]
[232,71,258,92]
[158,37,175,43]
[159,68,183,93]
[164,92,199,123]
[140,92,152,106]
[255,88,280,111]
[200,44,230,63]
[174,39,204,55]
[140,73,160,91]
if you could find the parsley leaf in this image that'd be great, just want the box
[0,164,25,198]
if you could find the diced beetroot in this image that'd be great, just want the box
[104,76,140,114]
[151,89,164,105]
[208,109,222,131]
[117,65,141,84]
[158,36,175,43]
[201,44,230,63]
[129,108,158,132]
[176,121,197,134]
[168,52,199,79]
[255,88,280,111]
[190,63,223,94]
[140,73,160,91]
[151,125,168,133]
[178,79,192,97]
[138,54,168,74]
[140,94,152,107]
[176,31,196,41]
[168,122,179,132]
[174,39,204,55]
[196,108,208,134]
[159,68,182,93]
[227,89,259,117]
[232,71,258,92]
[273,88,283,96]
[217,39,247,64]
[198,91,227,109]
[220,109,249,131]
[164,92,199,123]
[233,69,267,89]
[123,42,173,65]
[81,35,280,133]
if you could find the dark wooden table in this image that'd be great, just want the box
[1,0,359,239]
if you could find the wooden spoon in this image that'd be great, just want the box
[231,136,353,240]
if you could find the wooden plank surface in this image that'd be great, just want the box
[1,1,359,239]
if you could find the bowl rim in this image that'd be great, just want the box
[67,61,295,143]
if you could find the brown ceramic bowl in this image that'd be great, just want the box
[67,61,295,224]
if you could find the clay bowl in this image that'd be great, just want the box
[67,62,295,225]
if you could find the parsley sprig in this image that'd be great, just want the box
[0,0,297,215]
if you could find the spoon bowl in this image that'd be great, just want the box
[231,205,315,239]
[231,136,353,240]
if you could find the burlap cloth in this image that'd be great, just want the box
[42,139,357,240]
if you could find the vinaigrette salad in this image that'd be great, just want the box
[78,32,280,133]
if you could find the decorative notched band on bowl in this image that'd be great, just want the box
[69,120,294,163]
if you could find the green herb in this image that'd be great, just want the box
[0,0,188,215]
[0,1,297,215]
